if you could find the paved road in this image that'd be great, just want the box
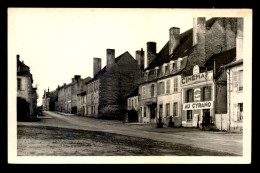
[18,111,243,155]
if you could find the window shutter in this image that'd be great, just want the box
[208,86,212,100]
[185,90,188,103]
[233,71,238,91]
[200,87,204,101]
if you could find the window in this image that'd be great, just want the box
[140,107,142,117]
[202,86,211,101]
[238,103,243,121]
[165,65,168,73]
[238,70,243,91]
[187,110,192,120]
[166,80,170,94]
[135,98,137,107]
[186,89,193,103]
[173,102,178,117]
[174,78,178,92]
[132,99,134,109]
[150,84,155,97]
[17,78,21,90]
[144,107,146,117]
[142,86,146,99]
[166,103,170,117]
[158,82,165,95]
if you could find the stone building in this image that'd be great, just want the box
[126,88,139,122]
[220,18,244,132]
[137,17,241,127]
[42,87,59,111]
[57,75,88,114]
[85,49,142,119]
[76,77,92,116]
[17,55,38,121]
[42,88,50,111]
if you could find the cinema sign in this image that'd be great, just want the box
[181,71,213,85]
[183,101,213,110]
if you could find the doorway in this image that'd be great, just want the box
[202,109,211,125]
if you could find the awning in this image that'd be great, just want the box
[145,101,157,106]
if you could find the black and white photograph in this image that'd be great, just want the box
[8,8,252,164]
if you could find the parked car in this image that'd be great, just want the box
[37,106,43,116]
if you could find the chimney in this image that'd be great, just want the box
[74,75,81,83]
[17,54,20,61]
[136,48,145,71]
[193,17,206,63]
[193,17,206,46]
[72,78,74,83]
[146,42,157,67]
[106,49,115,70]
[169,27,180,55]
[236,18,243,61]
[93,58,102,76]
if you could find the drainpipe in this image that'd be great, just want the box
[228,68,231,131]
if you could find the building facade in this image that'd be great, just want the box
[137,17,241,128]
[17,55,38,121]
[85,49,142,119]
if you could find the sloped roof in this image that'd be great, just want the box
[205,48,236,79]
[127,87,138,98]
[86,51,134,84]
[145,18,219,71]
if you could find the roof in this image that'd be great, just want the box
[204,48,237,79]
[221,59,243,69]
[86,51,134,84]
[144,18,234,72]
[127,87,138,98]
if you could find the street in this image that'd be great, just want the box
[17,111,243,156]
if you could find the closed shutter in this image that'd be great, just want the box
[233,71,238,91]
[208,86,212,100]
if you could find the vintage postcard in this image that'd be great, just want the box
[8,8,252,164]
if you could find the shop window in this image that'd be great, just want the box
[174,78,178,92]
[166,80,170,94]
[173,102,178,117]
[238,103,243,121]
[166,103,170,117]
[187,110,192,120]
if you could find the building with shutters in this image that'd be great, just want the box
[17,54,38,121]
[220,18,244,132]
[137,17,242,128]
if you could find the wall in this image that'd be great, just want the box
[99,52,141,119]
[157,75,182,127]
[138,82,157,123]
[227,64,243,132]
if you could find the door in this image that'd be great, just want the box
[203,109,211,125]
[150,106,156,119]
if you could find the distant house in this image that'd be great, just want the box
[76,77,92,116]
[17,55,38,121]
[85,49,142,119]
[126,87,139,122]
[57,75,89,114]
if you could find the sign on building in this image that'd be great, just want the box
[183,101,213,110]
[194,88,201,101]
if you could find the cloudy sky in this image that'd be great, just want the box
[8,8,246,106]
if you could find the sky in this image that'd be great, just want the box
[8,8,247,106]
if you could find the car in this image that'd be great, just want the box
[37,106,43,116]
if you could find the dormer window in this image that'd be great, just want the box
[162,63,167,74]
[145,70,150,79]
[169,60,175,72]
[177,58,182,70]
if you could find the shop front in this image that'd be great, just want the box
[181,65,215,128]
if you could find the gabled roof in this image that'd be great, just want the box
[145,18,220,71]
[86,51,134,84]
